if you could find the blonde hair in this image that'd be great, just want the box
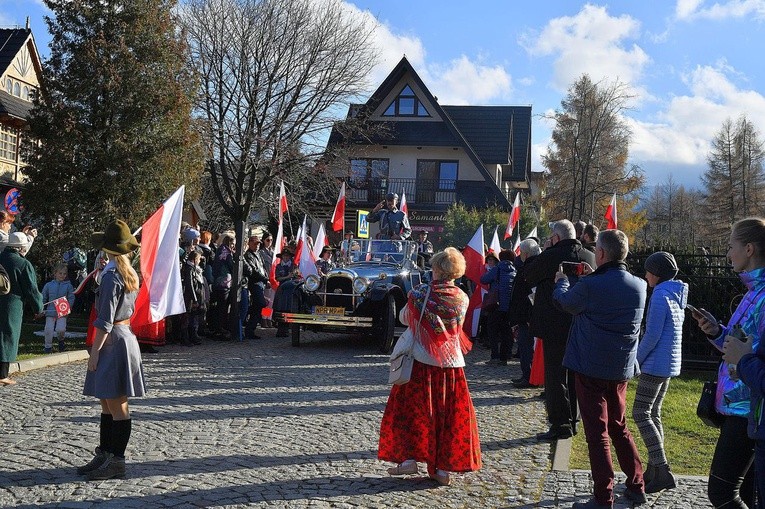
[430,247,466,280]
[114,253,140,292]
[732,217,765,258]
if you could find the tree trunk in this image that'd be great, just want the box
[229,218,247,340]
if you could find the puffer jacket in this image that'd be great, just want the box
[712,267,765,417]
[738,332,765,440]
[637,279,688,377]
[480,260,516,312]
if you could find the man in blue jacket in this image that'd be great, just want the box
[553,229,647,508]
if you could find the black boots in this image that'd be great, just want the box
[645,463,676,493]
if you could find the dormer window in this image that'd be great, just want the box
[13,82,20,96]
[22,86,29,101]
[4,79,11,94]
[382,85,430,117]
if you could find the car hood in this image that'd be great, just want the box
[327,263,403,281]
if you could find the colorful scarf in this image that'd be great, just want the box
[407,280,472,363]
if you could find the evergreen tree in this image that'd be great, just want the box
[22,0,203,266]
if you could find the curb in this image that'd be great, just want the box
[551,436,572,471]
[9,349,89,375]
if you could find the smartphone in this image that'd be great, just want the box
[686,304,699,315]
[561,261,585,276]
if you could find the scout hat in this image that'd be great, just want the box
[91,220,140,255]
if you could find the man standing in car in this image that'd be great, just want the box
[368,193,411,240]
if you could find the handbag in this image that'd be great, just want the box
[697,380,724,428]
[389,285,431,385]
[481,287,499,311]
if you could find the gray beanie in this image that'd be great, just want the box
[645,251,678,281]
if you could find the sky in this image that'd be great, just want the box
[3,0,765,190]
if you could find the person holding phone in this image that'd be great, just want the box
[690,218,765,509]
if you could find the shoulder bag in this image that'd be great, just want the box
[696,379,724,428]
[389,285,431,385]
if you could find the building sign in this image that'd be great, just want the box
[357,209,370,238]
[4,188,20,215]
[408,210,447,223]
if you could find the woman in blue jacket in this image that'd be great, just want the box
[692,217,765,509]
[633,251,688,494]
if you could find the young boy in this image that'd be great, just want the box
[181,250,207,345]
[41,263,75,353]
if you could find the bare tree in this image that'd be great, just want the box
[542,74,645,234]
[179,0,378,336]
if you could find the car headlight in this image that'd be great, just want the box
[352,277,370,294]
[304,274,321,292]
[378,272,387,280]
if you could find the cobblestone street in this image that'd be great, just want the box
[0,329,711,508]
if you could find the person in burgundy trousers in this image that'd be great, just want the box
[552,229,648,509]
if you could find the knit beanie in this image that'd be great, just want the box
[182,228,200,243]
[644,251,678,281]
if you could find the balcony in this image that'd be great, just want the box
[346,178,456,205]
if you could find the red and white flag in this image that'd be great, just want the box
[526,226,538,240]
[489,226,501,255]
[400,189,409,216]
[312,223,328,260]
[296,215,318,278]
[605,193,618,229]
[269,181,289,289]
[513,235,521,256]
[504,193,521,240]
[53,297,71,318]
[331,182,345,232]
[462,225,486,338]
[132,186,186,327]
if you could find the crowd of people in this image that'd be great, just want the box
[1,204,765,507]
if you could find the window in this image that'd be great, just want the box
[0,126,18,162]
[416,160,458,203]
[350,158,389,186]
[382,85,430,117]
[13,82,20,96]
[5,79,11,94]
[22,86,29,101]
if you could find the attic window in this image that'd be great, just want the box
[5,79,11,94]
[382,85,430,117]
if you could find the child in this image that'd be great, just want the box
[41,263,75,353]
[181,250,207,345]
[633,251,688,493]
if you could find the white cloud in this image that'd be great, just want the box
[520,4,650,94]
[629,63,765,169]
[675,0,765,20]
[422,56,512,105]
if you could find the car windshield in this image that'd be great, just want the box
[346,239,416,264]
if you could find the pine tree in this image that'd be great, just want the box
[22,0,203,265]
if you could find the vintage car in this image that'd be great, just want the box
[274,239,424,352]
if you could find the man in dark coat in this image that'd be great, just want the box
[367,192,411,240]
[553,229,647,508]
[509,238,542,388]
[525,219,596,440]
[0,232,43,385]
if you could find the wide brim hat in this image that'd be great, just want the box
[5,231,28,248]
[276,246,295,258]
[485,251,499,262]
[91,219,140,255]
[320,245,334,255]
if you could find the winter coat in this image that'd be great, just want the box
[554,260,647,381]
[525,239,596,342]
[41,279,75,318]
[637,279,688,378]
[738,327,765,440]
[480,260,516,312]
[181,262,207,312]
[508,255,537,326]
[0,248,43,362]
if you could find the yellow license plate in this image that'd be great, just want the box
[315,306,345,316]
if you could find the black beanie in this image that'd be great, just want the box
[645,251,678,281]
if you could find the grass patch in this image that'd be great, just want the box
[569,371,720,475]
[16,312,89,360]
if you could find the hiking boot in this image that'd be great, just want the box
[86,453,126,480]
[645,463,676,493]
[58,341,67,352]
[76,447,107,475]
[643,463,655,485]
[621,488,647,505]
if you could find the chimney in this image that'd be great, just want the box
[26,17,30,30]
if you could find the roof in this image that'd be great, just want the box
[0,90,32,120]
[0,28,32,76]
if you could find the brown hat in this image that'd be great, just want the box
[320,245,334,256]
[91,220,140,255]
[276,246,295,258]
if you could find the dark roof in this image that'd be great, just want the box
[0,90,32,119]
[0,28,31,76]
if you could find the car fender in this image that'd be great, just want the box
[368,282,405,306]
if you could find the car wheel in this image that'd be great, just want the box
[291,323,300,347]
[379,295,396,353]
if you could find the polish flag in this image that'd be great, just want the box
[513,235,521,256]
[312,223,328,260]
[296,215,318,277]
[269,181,288,289]
[526,226,538,240]
[605,193,618,229]
[504,193,521,240]
[400,189,408,216]
[462,225,486,338]
[52,297,71,318]
[132,186,186,326]
[489,226,501,255]
[331,182,345,232]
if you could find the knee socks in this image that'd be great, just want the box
[111,419,132,458]
[99,413,113,453]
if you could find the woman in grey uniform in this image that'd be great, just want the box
[77,220,145,480]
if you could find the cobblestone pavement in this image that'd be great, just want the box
[0,328,712,508]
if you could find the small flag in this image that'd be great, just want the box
[269,181,288,289]
[296,215,318,277]
[331,182,346,232]
[504,193,521,240]
[53,297,71,318]
[526,226,538,240]
[400,189,409,216]
[605,193,618,229]
[489,226,501,255]
[312,223,328,260]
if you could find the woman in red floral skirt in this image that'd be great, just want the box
[379,247,482,486]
